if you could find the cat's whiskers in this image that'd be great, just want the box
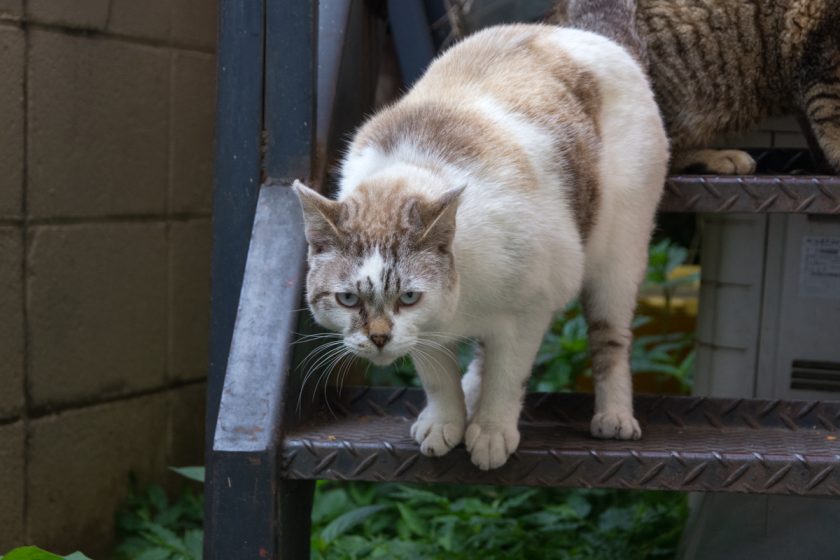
[330,350,353,391]
[323,352,352,417]
[290,332,342,346]
[313,348,353,417]
[303,344,349,384]
[295,340,344,373]
[422,331,474,345]
[422,349,454,387]
[288,306,315,314]
[296,343,349,412]
[408,349,437,385]
[336,353,360,396]
[416,337,461,367]
[410,344,450,387]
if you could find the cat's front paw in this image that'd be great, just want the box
[591,411,642,440]
[411,409,465,457]
[464,421,520,471]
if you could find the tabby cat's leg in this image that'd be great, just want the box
[581,251,646,440]
[461,341,484,421]
[465,313,553,470]
[797,34,840,174]
[409,342,466,457]
[670,148,756,174]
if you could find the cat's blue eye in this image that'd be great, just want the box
[399,291,421,306]
[336,292,360,308]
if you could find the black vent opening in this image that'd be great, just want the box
[790,360,840,392]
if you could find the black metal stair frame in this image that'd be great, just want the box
[207,1,385,557]
[206,1,840,557]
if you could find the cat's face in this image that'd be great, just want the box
[294,180,462,365]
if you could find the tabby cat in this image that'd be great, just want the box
[551,0,840,174]
[294,24,668,470]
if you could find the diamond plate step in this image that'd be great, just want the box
[658,149,840,214]
[282,387,840,495]
[660,175,840,214]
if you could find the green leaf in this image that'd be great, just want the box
[169,466,205,484]
[321,504,388,543]
[347,481,377,506]
[311,488,350,524]
[391,485,448,506]
[396,503,428,537]
[544,360,572,391]
[2,548,63,560]
[184,529,203,560]
[498,488,538,513]
[565,491,592,519]
[133,547,172,560]
[63,554,93,560]
[599,507,635,532]
[147,486,168,513]
[143,523,183,550]
[434,516,457,551]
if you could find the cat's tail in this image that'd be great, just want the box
[546,0,646,66]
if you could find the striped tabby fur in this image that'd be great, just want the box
[551,0,840,174]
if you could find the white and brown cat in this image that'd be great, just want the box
[294,23,669,470]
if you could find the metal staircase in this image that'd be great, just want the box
[205,1,840,557]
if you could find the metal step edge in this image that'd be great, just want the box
[280,387,840,496]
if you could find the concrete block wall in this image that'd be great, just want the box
[0,1,216,556]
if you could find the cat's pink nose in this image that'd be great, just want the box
[370,334,390,348]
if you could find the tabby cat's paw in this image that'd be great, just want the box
[411,409,465,457]
[465,421,520,471]
[704,149,756,174]
[591,411,642,440]
[678,149,756,174]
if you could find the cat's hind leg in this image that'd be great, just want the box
[409,342,466,457]
[581,232,649,440]
[670,149,756,174]
[465,312,554,470]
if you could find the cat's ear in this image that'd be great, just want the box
[418,185,466,251]
[292,180,342,252]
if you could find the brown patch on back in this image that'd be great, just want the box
[521,33,603,239]
[356,102,537,186]
[356,24,604,240]
[443,27,603,239]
